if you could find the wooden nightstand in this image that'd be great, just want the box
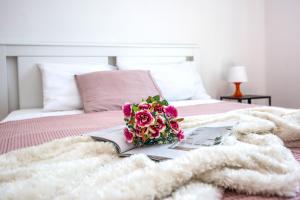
[220,95,271,106]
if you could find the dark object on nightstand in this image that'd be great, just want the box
[220,95,271,106]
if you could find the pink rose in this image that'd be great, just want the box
[154,104,164,113]
[122,103,132,118]
[165,105,178,118]
[138,103,151,110]
[149,116,166,133]
[177,130,184,141]
[135,110,154,127]
[135,125,148,137]
[124,128,134,143]
[150,131,160,139]
[170,120,180,133]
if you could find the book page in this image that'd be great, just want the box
[169,126,232,151]
[122,143,187,161]
[122,123,234,160]
[86,126,134,153]
[87,121,236,159]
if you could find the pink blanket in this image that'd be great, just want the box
[0,101,299,199]
[0,101,256,154]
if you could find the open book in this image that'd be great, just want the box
[87,122,234,161]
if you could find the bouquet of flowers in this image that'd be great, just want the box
[122,95,184,146]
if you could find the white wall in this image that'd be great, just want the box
[265,0,300,108]
[0,0,266,99]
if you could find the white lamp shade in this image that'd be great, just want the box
[227,66,248,83]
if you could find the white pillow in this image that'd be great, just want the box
[39,63,115,111]
[116,61,210,101]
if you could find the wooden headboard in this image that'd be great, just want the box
[0,43,200,119]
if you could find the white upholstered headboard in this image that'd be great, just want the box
[0,43,200,119]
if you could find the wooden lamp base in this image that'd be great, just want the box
[233,82,243,97]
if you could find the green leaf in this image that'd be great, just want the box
[151,112,157,117]
[132,105,139,112]
[161,99,169,106]
[153,95,160,102]
[128,124,134,129]
[146,96,152,103]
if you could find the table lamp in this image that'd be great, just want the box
[227,66,248,97]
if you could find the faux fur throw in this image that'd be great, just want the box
[0,107,300,200]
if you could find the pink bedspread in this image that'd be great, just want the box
[0,101,255,154]
[0,101,299,199]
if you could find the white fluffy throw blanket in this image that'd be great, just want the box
[1,107,300,200]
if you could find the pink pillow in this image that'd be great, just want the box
[75,70,162,113]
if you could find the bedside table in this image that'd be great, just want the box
[220,95,271,106]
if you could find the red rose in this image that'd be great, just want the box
[177,130,184,141]
[154,104,164,113]
[134,125,148,137]
[150,131,160,139]
[170,120,180,134]
[165,105,178,118]
[149,116,166,134]
[138,103,151,110]
[124,128,134,143]
[122,103,132,118]
[135,110,154,127]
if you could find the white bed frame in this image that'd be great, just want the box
[0,43,201,120]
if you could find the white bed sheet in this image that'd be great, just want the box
[1,109,84,123]
[1,99,221,123]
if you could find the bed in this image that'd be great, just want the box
[1,101,299,200]
[0,43,299,200]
